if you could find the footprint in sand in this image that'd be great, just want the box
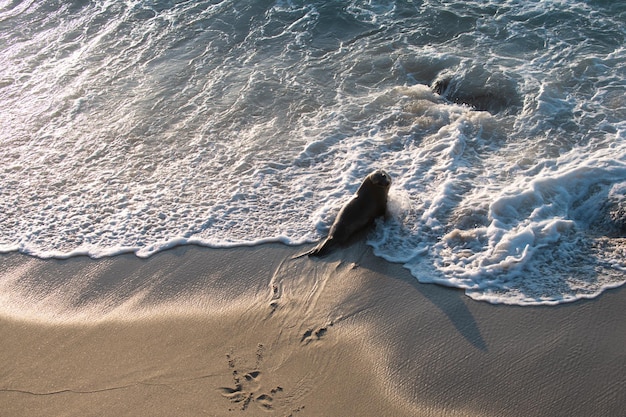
[300,325,329,345]
[218,346,284,411]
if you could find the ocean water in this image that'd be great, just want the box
[1,0,625,305]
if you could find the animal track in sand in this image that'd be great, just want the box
[268,281,283,316]
[218,344,284,412]
[300,324,331,345]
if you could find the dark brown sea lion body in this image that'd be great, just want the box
[306,170,392,257]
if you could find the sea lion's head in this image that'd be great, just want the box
[356,170,392,198]
[368,169,392,189]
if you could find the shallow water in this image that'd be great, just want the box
[1,0,625,305]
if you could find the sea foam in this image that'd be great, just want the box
[1,0,625,305]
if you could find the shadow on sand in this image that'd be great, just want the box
[312,240,489,352]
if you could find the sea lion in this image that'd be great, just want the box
[302,169,392,258]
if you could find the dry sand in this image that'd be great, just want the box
[0,242,624,416]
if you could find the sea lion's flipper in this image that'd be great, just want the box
[307,237,335,257]
[291,237,334,259]
[291,250,312,260]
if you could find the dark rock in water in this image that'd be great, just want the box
[587,185,626,238]
[431,67,521,115]
[605,184,626,236]
[608,201,626,236]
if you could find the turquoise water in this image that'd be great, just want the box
[1,0,625,304]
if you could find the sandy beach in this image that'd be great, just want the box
[1,242,624,417]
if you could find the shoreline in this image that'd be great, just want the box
[1,242,625,416]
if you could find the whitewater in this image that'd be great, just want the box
[1,0,625,305]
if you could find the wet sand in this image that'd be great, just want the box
[1,243,624,416]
